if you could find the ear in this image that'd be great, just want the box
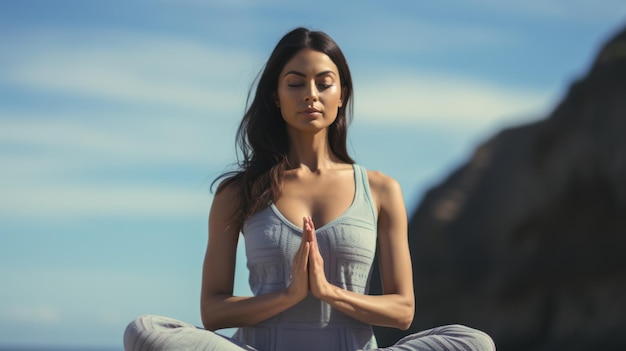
[339,86,346,108]
[273,92,280,108]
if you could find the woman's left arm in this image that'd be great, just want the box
[307,171,414,330]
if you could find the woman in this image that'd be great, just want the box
[124,27,495,351]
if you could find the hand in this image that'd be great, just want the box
[304,216,332,300]
[286,217,311,302]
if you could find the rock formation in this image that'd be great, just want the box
[372,25,626,351]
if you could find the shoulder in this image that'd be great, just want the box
[365,169,404,211]
[210,177,244,231]
[366,169,402,195]
[215,176,242,198]
[213,176,243,207]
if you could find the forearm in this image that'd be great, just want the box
[201,289,302,331]
[321,286,414,330]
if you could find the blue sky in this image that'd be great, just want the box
[0,0,624,348]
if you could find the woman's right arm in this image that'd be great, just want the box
[200,182,310,331]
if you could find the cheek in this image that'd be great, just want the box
[327,93,343,109]
[327,88,342,104]
[277,89,297,106]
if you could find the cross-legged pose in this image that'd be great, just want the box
[124,27,496,351]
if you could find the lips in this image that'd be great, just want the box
[301,107,322,113]
[299,107,323,119]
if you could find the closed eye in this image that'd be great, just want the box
[317,84,333,90]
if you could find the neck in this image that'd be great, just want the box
[286,129,338,172]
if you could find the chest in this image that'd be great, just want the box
[273,168,356,229]
[243,205,378,294]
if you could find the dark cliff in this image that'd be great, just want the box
[373,25,626,351]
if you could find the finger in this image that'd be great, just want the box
[289,241,310,298]
[308,240,315,262]
[297,236,307,255]
[293,242,310,277]
[309,241,326,274]
[297,237,309,258]
[303,216,313,243]
[307,216,317,244]
[303,242,310,266]
[301,216,311,244]
[308,238,320,263]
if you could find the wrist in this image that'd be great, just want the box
[284,286,307,305]
[314,281,337,302]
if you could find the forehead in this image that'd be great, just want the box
[280,48,339,76]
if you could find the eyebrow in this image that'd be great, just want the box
[283,70,337,78]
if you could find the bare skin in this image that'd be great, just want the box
[200,49,414,331]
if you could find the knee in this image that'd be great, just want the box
[124,314,197,350]
[448,324,496,351]
[124,315,172,351]
[473,329,496,351]
[123,315,151,351]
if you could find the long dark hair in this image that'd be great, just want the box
[213,27,355,226]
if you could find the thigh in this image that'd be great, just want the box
[374,324,495,351]
[124,315,258,351]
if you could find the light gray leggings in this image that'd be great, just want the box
[124,315,495,351]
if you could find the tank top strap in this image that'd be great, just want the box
[353,164,378,223]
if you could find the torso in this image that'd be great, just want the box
[238,163,380,350]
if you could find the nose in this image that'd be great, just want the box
[304,81,319,102]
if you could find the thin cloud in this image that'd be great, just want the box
[0,267,203,328]
[2,27,555,131]
[0,113,236,167]
[337,17,517,55]
[0,181,211,219]
[2,305,62,325]
[0,114,230,220]
[0,27,559,222]
[468,0,626,22]
[354,71,556,130]
[3,29,256,111]
[157,0,292,9]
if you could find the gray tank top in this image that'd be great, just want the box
[234,164,379,351]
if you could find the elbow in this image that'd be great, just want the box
[202,309,227,332]
[397,316,413,331]
[201,309,218,331]
[200,298,222,331]
[201,315,219,332]
[396,299,414,331]
[396,311,413,331]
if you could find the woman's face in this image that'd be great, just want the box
[276,48,343,134]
